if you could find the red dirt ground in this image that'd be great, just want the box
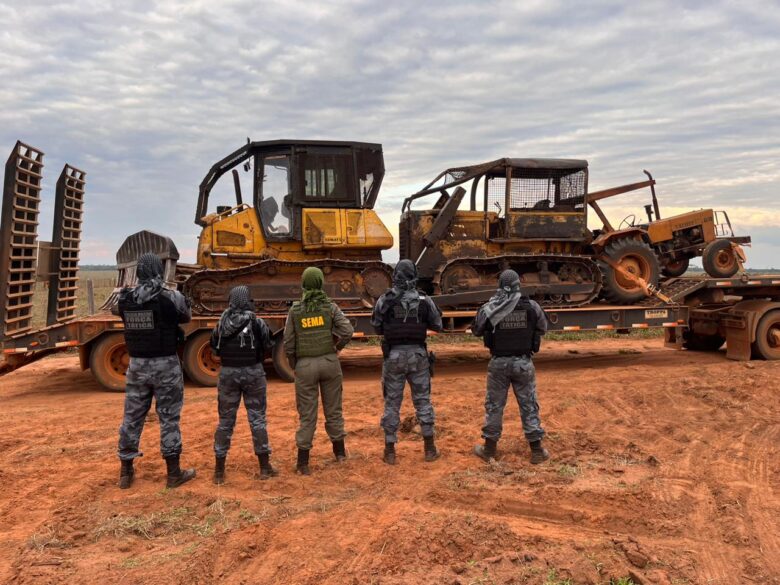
[0,338,778,584]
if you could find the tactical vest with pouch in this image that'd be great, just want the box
[291,302,334,358]
[118,289,180,358]
[218,320,264,367]
[484,298,538,357]
[382,295,429,347]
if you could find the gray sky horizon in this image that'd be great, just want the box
[2,0,779,267]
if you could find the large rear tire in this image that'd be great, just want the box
[751,310,780,360]
[702,239,739,278]
[661,257,690,278]
[272,334,295,383]
[182,331,220,387]
[598,238,660,304]
[89,333,129,392]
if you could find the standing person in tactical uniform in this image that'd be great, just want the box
[210,285,276,484]
[371,260,443,465]
[472,269,550,464]
[116,253,196,489]
[283,267,354,475]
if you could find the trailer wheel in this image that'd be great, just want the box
[182,331,219,387]
[751,310,780,360]
[598,238,660,304]
[661,257,690,278]
[702,239,739,278]
[90,333,129,392]
[682,331,725,352]
[272,334,295,383]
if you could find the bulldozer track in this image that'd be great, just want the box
[432,253,603,309]
[183,258,394,315]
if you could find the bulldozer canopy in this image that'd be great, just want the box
[404,158,589,211]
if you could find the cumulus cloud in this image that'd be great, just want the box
[1,0,779,266]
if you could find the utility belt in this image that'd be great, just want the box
[490,351,532,359]
[381,341,426,358]
[381,341,436,377]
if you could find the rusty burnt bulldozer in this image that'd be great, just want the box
[400,158,660,306]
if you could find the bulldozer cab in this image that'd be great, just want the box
[197,140,384,237]
[195,140,392,267]
[482,159,589,241]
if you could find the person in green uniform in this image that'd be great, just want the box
[283,267,354,475]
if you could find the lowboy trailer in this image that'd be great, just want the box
[2,273,780,391]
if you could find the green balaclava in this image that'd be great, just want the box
[301,267,331,312]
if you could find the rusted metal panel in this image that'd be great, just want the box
[0,142,44,337]
[46,164,86,325]
[504,212,588,240]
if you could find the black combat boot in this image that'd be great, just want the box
[423,435,440,462]
[165,455,196,488]
[258,453,278,480]
[529,440,550,464]
[213,456,226,485]
[332,439,347,462]
[296,449,311,476]
[383,441,396,465]
[473,438,498,462]
[119,459,134,489]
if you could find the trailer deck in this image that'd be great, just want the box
[2,274,779,391]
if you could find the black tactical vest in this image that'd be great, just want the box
[118,290,180,358]
[217,321,264,367]
[382,296,429,347]
[484,299,538,357]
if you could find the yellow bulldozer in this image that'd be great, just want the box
[113,140,396,314]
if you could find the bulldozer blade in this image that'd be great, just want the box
[0,142,44,337]
[46,165,86,326]
[101,230,180,311]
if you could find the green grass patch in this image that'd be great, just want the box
[94,506,194,540]
[545,569,573,585]
[557,463,580,478]
[27,527,70,551]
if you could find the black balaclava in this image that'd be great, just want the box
[133,253,165,304]
[381,259,421,321]
[216,285,256,349]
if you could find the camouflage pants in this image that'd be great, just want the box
[381,346,435,443]
[118,355,184,461]
[214,363,270,457]
[482,355,544,443]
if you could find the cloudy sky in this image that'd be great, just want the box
[1,0,779,266]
